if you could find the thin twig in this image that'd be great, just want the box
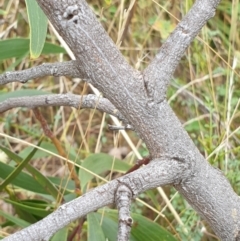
[33,108,81,196]
[0,93,127,123]
[115,184,133,241]
[0,61,79,85]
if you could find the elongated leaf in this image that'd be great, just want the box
[131,213,177,241]
[0,138,43,191]
[7,196,38,224]
[19,141,78,163]
[0,90,50,102]
[94,211,119,241]
[25,0,48,58]
[0,210,30,228]
[0,38,66,61]
[79,153,131,190]
[0,162,48,194]
[4,199,52,218]
[87,213,106,241]
[96,210,177,241]
[51,227,69,241]
[0,145,60,199]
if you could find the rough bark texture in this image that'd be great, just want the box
[0,93,126,122]
[2,0,240,240]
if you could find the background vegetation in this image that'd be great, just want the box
[0,0,239,240]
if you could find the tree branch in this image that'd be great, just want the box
[143,0,221,103]
[0,61,79,85]
[2,156,185,241]
[0,93,126,122]
[115,184,133,241]
[36,0,148,119]
[2,0,240,240]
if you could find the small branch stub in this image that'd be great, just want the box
[0,61,79,85]
[115,184,133,241]
[108,124,133,131]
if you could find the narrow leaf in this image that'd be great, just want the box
[97,210,177,241]
[0,138,43,191]
[4,199,52,218]
[25,0,48,58]
[51,227,69,241]
[0,210,30,228]
[87,213,106,241]
[0,38,66,61]
[0,89,50,102]
[0,162,47,194]
[0,145,60,199]
[79,153,130,190]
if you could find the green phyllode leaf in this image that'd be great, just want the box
[25,0,48,59]
[96,210,178,241]
[0,144,59,198]
[0,138,44,191]
[87,213,106,241]
[51,227,69,241]
[0,38,66,61]
[0,210,30,228]
[4,199,52,218]
[79,153,131,190]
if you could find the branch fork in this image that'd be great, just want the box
[1,0,240,240]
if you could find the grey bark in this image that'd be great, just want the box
[0,93,126,122]
[0,61,79,84]
[115,184,133,241]
[1,0,240,240]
